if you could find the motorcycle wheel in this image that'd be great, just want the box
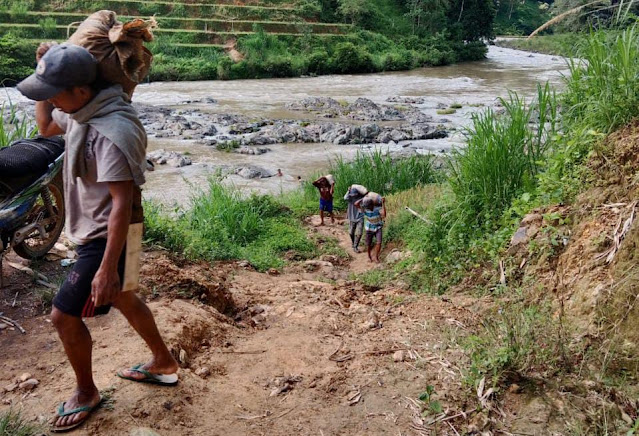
[13,175,65,260]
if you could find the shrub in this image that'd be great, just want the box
[331,42,375,73]
[0,33,35,83]
[144,178,315,270]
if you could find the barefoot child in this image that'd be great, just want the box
[313,175,335,225]
[356,193,386,263]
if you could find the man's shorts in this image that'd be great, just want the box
[366,228,383,247]
[53,239,125,318]
[319,198,333,212]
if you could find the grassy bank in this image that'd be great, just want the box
[495,33,585,57]
[144,151,438,269]
[382,26,639,427]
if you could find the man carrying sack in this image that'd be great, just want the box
[17,43,178,433]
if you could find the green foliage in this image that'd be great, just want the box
[0,33,35,83]
[0,102,37,148]
[144,178,315,271]
[337,0,371,25]
[448,83,557,229]
[538,26,639,203]
[38,17,56,37]
[304,150,439,209]
[562,27,639,134]
[331,41,375,73]
[418,385,443,415]
[494,0,551,35]
[495,33,584,56]
[0,409,42,436]
[465,303,566,388]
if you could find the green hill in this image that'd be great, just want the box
[0,0,494,82]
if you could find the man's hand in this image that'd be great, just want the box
[91,267,121,307]
[36,41,58,62]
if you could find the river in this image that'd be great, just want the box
[3,46,569,205]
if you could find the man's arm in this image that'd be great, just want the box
[35,101,64,137]
[91,180,133,307]
[381,197,387,219]
[344,185,351,201]
[354,199,363,211]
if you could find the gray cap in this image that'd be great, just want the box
[17,44,98,101]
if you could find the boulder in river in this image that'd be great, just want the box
[147,149,193,168]
[235,165,275,179]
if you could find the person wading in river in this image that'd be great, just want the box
[18,43,178,433]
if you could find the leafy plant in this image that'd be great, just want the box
[418,385,443,414]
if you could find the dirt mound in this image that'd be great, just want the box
[152,299,233,367]
[140,252,235,315]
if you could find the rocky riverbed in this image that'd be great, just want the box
[137,95,450,174]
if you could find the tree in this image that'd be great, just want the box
[337,0,371,25]
[447,0,496,40]
[405,0,450,34]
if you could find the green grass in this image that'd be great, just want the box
[0,101,36,148]
[448,82,557,228]
[495,33,586,57]
[0,409,42,436]
[302,149,440,211]
[144,177,316,271]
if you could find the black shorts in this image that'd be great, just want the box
[53,239,125,318]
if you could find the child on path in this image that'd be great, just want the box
[356,193,386,263]
[344,184,367,253]
[313,175,335,226]
[18,43,178,433]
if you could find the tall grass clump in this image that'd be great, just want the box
[0,409,42,436]
[539,26,639,202]
[563,26,639,135]
[303,150,439,208]
[144,178,315,270]
[0,102,36,148]
[448,83,558,228]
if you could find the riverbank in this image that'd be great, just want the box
[1,27,639,435]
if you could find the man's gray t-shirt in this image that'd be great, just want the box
[52,109,133,246]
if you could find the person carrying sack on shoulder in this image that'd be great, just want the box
[355,192,386,263]
[344,184,367,253]
[17,43,178,433]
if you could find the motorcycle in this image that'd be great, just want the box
[0,136,65,284]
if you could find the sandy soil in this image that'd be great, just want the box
[0,218,516,436]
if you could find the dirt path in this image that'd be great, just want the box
[0,219,487,435]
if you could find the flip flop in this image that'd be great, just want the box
[117,363,179,386]
[50,396,103,433]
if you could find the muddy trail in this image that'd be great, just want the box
[0,216,508,436]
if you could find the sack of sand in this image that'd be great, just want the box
[68,10,156,97]
[313,174,336,188]
[362,191,382,208]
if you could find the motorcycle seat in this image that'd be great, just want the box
[0,136,65,195]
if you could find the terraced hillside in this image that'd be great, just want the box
[0,0,493,81]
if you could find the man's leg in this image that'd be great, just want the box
[50,308,101,429]
[375,229,383,262]
[366,231,374,262]
[354,220,363,252]
[320,209,325,225]
[113,291,178,378]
